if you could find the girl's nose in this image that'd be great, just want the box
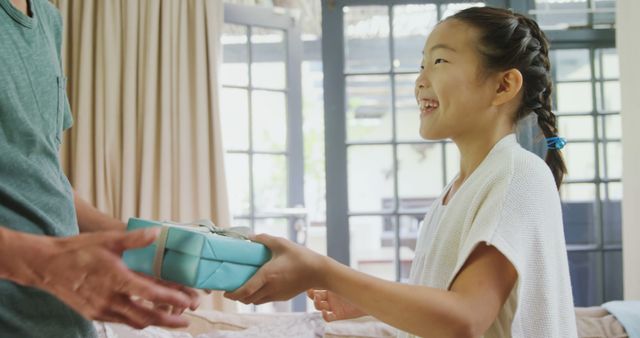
[415,71,429,89]
[415,75,428,94]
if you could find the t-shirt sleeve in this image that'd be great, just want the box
[446,179,521,289]
[445,161,556,288]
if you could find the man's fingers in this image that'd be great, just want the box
[172,306,186,315]
[137,274,200,310]
[124,273,193,310]
[151,303,185,316]
[119,228,160,251]
[164,282,199,310]
[102,228,159,254]
[111,294,190,329]
[98,310,140,328]
[153,303,173,314]
[109,295,156,329]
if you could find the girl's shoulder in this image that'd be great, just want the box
[455,137,557,209]
[472,142,558,207]
[484,139,555,184]
[510,146,557,191]
[490,145,561,216]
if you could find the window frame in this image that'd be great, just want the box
[321,0,621,305]
[520,0,620,307]
[223,3,306,311]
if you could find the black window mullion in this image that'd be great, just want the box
[388,4,403,283]
[551,50,559,112]
[225,3,307,312]
[247,25,256,233]
[441,141,448,187]
[589,47,605,305]
[597,50,610,184]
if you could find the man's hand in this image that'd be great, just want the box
[24,228,200,329]
[224,234,327,305]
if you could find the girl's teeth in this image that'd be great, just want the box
[419,99,439,111]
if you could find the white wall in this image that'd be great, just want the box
[617,0,640,300]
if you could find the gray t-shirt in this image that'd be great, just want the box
[0,0,95,336]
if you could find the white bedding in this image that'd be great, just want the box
[96,314,323,338]
[94,311,396,338]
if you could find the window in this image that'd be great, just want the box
[552,47,622,306]
[323,0,621,307]
[221,4,306,312]
[529,0,620,309]
[532,0,615,30]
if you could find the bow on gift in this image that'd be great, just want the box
[162,219,253,240]
[151,220,254,279]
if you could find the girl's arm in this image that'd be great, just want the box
[225,235,516,338]
[324,243,516,337]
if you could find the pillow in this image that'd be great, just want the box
[575,307,627,338]
[325,316,397,338]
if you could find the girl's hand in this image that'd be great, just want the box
[224,234,327,305]
[307,289,366,322]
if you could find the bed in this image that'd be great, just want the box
[94,306,628,338]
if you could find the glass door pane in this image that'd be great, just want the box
[222,3,304,312]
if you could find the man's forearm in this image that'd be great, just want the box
[74,190,125,232]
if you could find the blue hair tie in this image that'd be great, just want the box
[546,136,567,150]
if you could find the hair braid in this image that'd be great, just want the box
[515,14,567,189]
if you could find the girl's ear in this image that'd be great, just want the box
[492,68,523,106]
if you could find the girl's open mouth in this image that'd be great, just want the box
[420,98,439,116]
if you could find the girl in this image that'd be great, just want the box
[225,6,578,338]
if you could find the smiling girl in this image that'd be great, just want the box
[225,6,578,338]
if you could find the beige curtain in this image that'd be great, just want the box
[51,0,233,311]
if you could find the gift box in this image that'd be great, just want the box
[122,217,271,291]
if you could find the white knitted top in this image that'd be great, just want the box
[398,134,578,338]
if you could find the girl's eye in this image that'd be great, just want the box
[434,58,446,64]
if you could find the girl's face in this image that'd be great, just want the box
[415,19,499,141]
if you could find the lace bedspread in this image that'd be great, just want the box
[96,312,325,338]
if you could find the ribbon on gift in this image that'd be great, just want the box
[151,220,253,278]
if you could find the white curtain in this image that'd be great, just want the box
[52,0,234,311]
